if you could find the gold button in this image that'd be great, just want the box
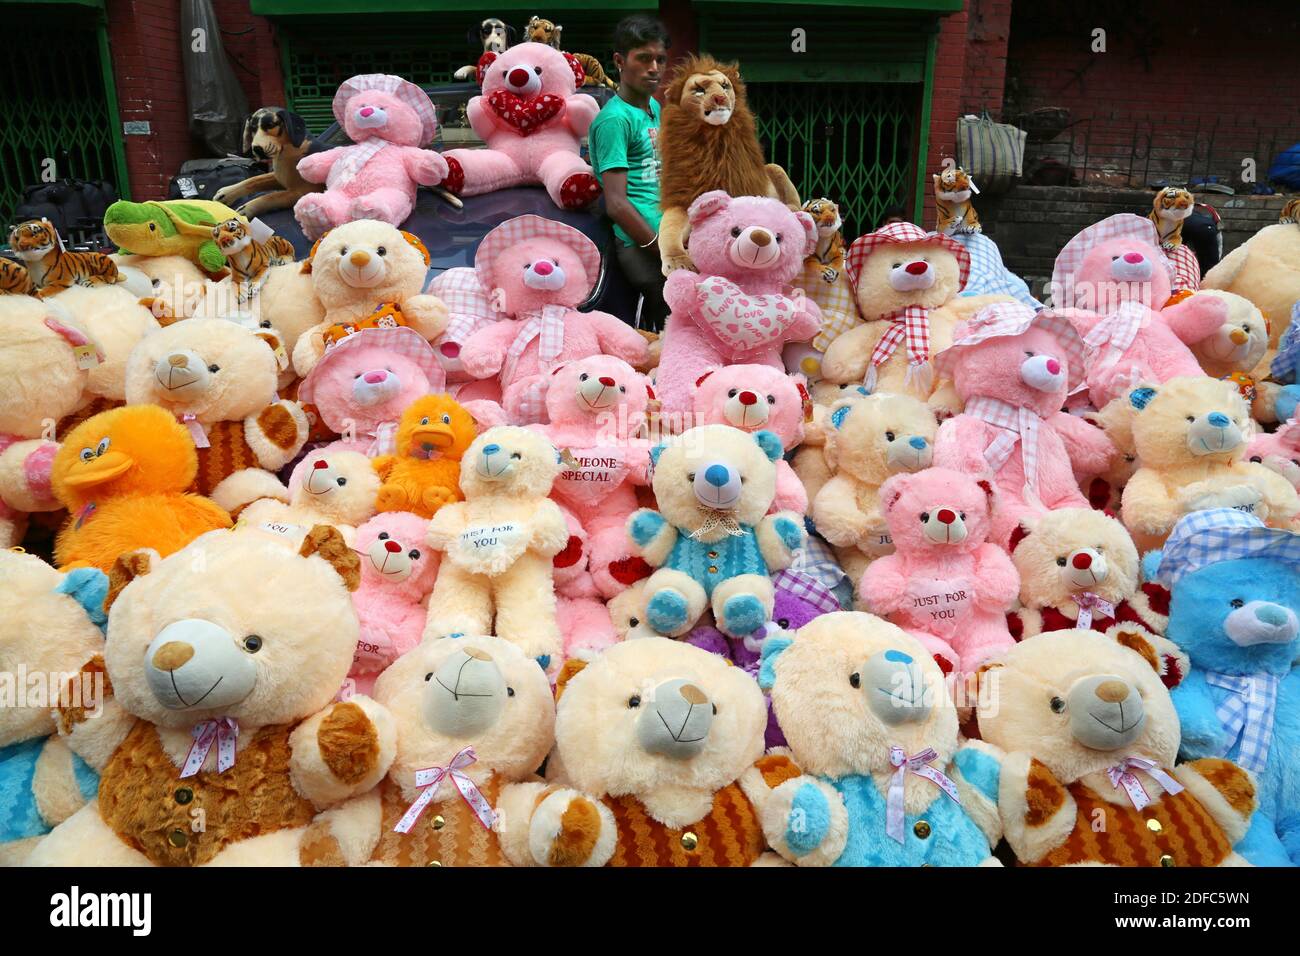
[1146,818,1162,833]
[1160,854,1175,868]
[427,860,442,867]
[431,814,446,830]
[168,829,188,848]
[681,831,699,851]
[913,820,932,839]
[707,551,719,559]
[708,566,719,574]
[174,787,193,805]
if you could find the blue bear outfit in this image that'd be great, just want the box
[664,527,770,596]
[0,740,98,844]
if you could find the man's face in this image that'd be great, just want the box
[615,41,668,96]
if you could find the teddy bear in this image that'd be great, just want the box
[975,627,1258,867]
[552,504,619,657]
[27,526,398,866]
[692,364,808,513]
[628,424,805,639]
[441,42,601,209]
[346,511,441,698]
[1182,289,1284,420]
[371,393,477,519]
[293,74,448,239]
[1006,507,1170,644]
[933,302,1116,547]
[300,634,587,866]
[1078,396,1140,512]
[426,266,507,403]
[607,580,657,642]
[655,192,822,421]
[456,216,647,425]
[1145,508,1300,865]
[237,449,380,547]
[1202,221,1300,353]
[790,380,870,506]
[0,553,112,865]
[124,317,308,513]
[756,611,1001,866]
[529,355,653,598]
[860,467,1019,673]
[525,637,796,866]
[1049,213,1228,409]
[811,392,937,596]
[53,284,160,419]
[422,426,569,665]
[1246,418,1300,491]
[819,221,1007,415]
[1120,376,1300,550]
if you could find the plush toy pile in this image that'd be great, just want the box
[4,66,1299,868]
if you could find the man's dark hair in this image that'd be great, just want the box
[613,15,670,56]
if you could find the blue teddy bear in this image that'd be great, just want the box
[627,424,805,638]
[1145,507,1300,865]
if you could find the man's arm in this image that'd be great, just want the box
[602,168,658,247]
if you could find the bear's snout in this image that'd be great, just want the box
[1068,674,1145,750]
[337,244,387,288]
[1020,353,1064,392]
[423,647,507,736]
[523,259,567,292]
[305,458,344,496]
[728,225,782,269]
[862,649,932,724]
[144,619,258,712]
[352,368,402,407]
[154,350,209,396]
[693,462,742,510]
[723,389,769,429]
[888,259,935,292]
[367,535,413,581]
[577,372,621,411]
[475,441,514,479]
[505,64,542,97]
[1109,251,1152,281]
[1063,548,1109,589]
[353,104,388,130]
[1224,601,1299,647]
[635,678,714,759]
[920,506,968,545]
[886,434,932,472]
[1186,412,1244,456]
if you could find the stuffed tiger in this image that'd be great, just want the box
[1281,197,1300,225]
[0,256,33,295]
[525,16,616,89]
[933,166,981,236]
[1149,186,1195,248]
[212,218,296,303]
[7,219,123,297]
[801,198,846,282]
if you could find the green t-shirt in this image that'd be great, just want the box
[588,93,662,246]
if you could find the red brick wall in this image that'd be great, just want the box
[921,6,967,228]
[961,0,1012,118]
[212,0,287,108]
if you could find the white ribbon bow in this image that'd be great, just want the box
[1105,755,1184,811]
[180,413,210,449]
[180,717,239,778]
[886,746,960,845]
[393,745,498,834]
[688,510,745,540]
[1073,592,1116,629]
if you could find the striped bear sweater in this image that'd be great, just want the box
[186,403,309,498]
[663,525,769,597]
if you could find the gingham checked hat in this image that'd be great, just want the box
[334,74,439,147]
[843,222,971,293]
[1153,508,1300,587]
[430,266,494,322]
[1050,214,1175,309]
[473,215,600,301]
[934,300,1087,390]
[297,325,444,407]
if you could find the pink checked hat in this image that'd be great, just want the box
[297,325,445,408]
[334,73,439,147]
[843,222,971,292]
[473,214,601,298]
[935,300,1087,391]
[1050,214,1175,309]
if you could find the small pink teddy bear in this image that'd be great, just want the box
[552,505,620,658]
[1247,419,1300,491]
[348,511,441,696]
[657,191,821,420]
[861,467,1020,674]
[457,215,648,424]
[294,74,448,240]
[531,355,653,599]
[442,42,601,209]
[692,364,810,513]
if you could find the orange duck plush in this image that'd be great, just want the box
[51,405,232,571]
[372,394,476,518]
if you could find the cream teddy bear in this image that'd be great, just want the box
[237,449,380,547]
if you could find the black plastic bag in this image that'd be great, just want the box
[182,0,250,157]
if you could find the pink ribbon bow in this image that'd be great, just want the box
[180,717,239,778]
[1074,592,1116,629]
[886,746,961,844]
[867,306,933,394]
[180,413,210,449]
[502,305,567,424]
[394,745,497,834]
[1105,755,1184,811]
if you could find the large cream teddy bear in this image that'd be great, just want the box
[27,526,397,866]
[1120,376,1300,550]
[976,629,1257,866]
[423,427,569,665]
[1183,288,1288,423]
[1202,221,1300,352]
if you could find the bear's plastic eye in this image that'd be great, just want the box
[959,512,966,521]
[1186,416,1195,423]
[1230,598,1244,609]
[618,385,626,393]
[378,532,389,540]
[425,672,433,681]
[507,687,515,697]
[502,70,508,78]
[208,364,220,373]
[777,618,790,629]
[1024,351,1035,358]
[1124,454,1136,462]
[534,66,542,75]
[377,246,386,256]
[892,262,902,269]
[79,447,95,462]
[243,635,263,653]
[1050,696,1066,713]
[340,246,348,255]
[919,512,930,522]
[409,549,421,560]
[579,373,589,381]
[728,388,738,398]
[1056,557,1067,567]
[96,437,111,456]
[1250,456,1263,463]
[712,703,718,715]
[687,472,696,482]
[849,672,861,689]
[336,477,347,486]
[420,417,429,425]
[731,227,741,238]
[1111,255,1119,261]
[885,431,896,442]
[510,452,521,460]
[775,234,782,244]
[629,617,640,627]
[628,695,641,708]
[767,395,776,404]
[441,414,451,424]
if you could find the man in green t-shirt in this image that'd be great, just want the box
[588,15,671,330]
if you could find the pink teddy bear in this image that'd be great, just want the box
[553,505,620,659]
[692,364,810,513]
[531,354,653,599]
[294,74,448,240]
[1247,419,1300,492]
[861,467,1020,674]
[658,191,821,421]
[348,511,441,696]
[1050,214,1228,408]
[933,303,1116,548]
[441,43,601,209]
[457,215,648,424]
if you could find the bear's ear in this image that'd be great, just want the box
[1112,628,1161,674]
[300,525,361,591]
[55,567,110,633]
[758,627,794,691]
[551,362,568,377]
[649,442,667,467]
[695,369,714,388]
[829,403,853,430]
[554,657,587,701]
[794,210,818,257]
[753,429,784,462]
[106,549,158,612]
[646,383,656,401]
[253,329,289,371]
[687,190,731,227]
[1140,549,1163,584]
[879,474,908,513]
[1008,521,1031,553]
[1129,385,1157,411]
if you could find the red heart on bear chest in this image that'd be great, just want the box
[487,91,564,135]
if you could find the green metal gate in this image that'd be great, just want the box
[0,2,129,226]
